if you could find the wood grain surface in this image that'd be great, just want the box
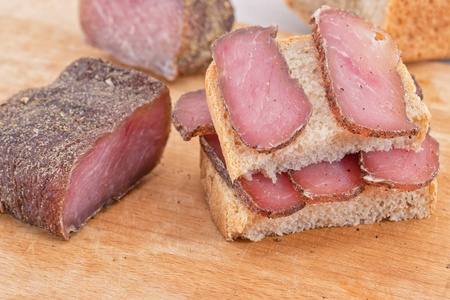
[0,1,448,299]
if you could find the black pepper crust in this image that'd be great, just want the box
[200,136,306,218]
[0,58,171,239]
[177,0,234,77]
[310,10,418,139]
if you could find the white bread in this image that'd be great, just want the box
[200,150,437,242]
[284,0,450,62]
[205,35,431,181]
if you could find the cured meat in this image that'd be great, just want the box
[200,134,306,218]
[172,89,215,141]
[212,25,312,153]
[289,154,364,203]
[200,131,438,217]
[311,7,418,138]
[80,0,234,81]
[360,134,439,190]
[0,58,171,239]
[200,134,230,186]
[238,173,306,218]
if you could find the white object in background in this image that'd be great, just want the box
[230,0,309,34]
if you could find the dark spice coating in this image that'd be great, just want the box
[310,11,418,139]
[0,58,171,239]
[200,136,306,218]
[177,0,234,77]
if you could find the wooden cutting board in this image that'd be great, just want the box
[0,1,448,298]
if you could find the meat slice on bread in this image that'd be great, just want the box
[206,33,430,181]
[172,8,438,241]
[200,144,437,241]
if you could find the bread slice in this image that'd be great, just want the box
[200,149,437,242]
[205,35,430,181]
[284,0,450,62]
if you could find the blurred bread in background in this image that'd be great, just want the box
[285,0,450,62]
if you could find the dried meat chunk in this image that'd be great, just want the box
[0,58,171,239]
[80,0,234,80]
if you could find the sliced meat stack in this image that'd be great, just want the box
[199,133,438,218]
[0,58,171,239]
[173,15,438,222]
[80,0,234,80]
[171,5,438,242]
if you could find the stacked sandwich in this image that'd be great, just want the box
[172,7,439,241]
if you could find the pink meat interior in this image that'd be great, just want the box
[318,9,416,131]
[174,90,212,132]
[213,26,311,149]
[290,154,363,195]
[62,96,169,237]
[239,173,304,212]
[361,134,439,185]
[80,0,183,79]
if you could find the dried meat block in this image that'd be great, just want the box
[80,0,234,80]
[0,58,171,239]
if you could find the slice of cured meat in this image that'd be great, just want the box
[200,134,306,218]
[80,0,234,80]
[200,134,230,186]
[238,173,306,218]
[360,134,439,190]
[0,58,171,239]
[311,7,417,138]
[289,154,364,203]
[172,89,215,141]
[212,25,312,153]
